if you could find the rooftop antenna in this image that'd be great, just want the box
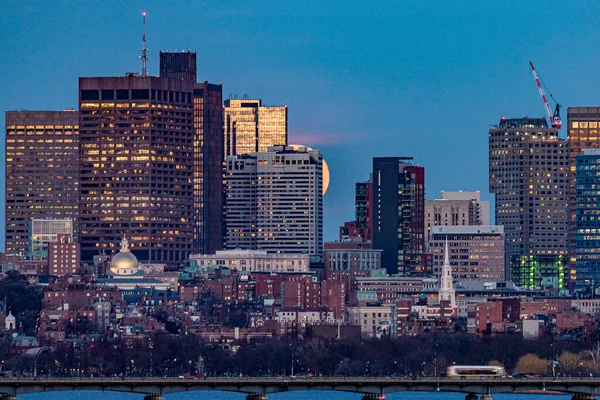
[140,12,148,77]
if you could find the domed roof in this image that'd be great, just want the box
[110,237,140,275]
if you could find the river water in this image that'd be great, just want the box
[16,391,582,400]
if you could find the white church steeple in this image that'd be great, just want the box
[439,238,456,308]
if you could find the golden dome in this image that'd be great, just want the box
[110,237,140,275]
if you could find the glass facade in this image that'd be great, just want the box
[575,149,600,288]
[510,254,566,290]
[223,99,287,157]
[568,107,600,284]
[5,111,79,257]
[193,82,223,255]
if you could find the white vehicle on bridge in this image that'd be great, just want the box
[446,365,507,379]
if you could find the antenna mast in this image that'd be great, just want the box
[141,12,148,77]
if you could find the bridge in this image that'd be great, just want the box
[0,377,598,400]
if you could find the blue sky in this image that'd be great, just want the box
[1,1,599,247]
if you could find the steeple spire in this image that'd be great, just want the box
[439,237,456,308]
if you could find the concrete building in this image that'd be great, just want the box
[324,241,381,279]
[223,99,287,158]
[489,117,569,286]
[5,111,79,257]
[575,149,600,289]
[425,190,490,241]
[429,225,505,282]
[346,304,397,338]
[373,157,427,276]
[78,75,195,263]
[28,218,74,261]
[48,234,80,276]
[225,146,323,257]
[190,249,310,274]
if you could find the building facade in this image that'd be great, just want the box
[225,146,323,257]
[159,51,197,82]
[5,111,80,257]
[192,81,224,254]
[48,234,80,276]
[324,241,381,278]
[372,157,427,276]
[78,76,195,263]
[567,107,600,287]
[159,52,224,254]
[489,118,569,284]
[190,249,310,274]
[28,218,74,261]
[425,190,490,242]
[223,99,288,158]
[429,225,505,282]
[575,149,600,288]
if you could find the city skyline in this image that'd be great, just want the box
[2,1,600,247]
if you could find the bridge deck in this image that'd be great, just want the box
[0,377,599,396]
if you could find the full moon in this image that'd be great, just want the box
[289,144,330,196]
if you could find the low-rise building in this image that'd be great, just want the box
[190,249,310,274]
[346,304,397,338]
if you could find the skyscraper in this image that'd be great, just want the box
[225,146,323,256]
[567,107,600,286]
[223,99,288,158]
[192,81,224,255]
[489,117,569,287]
[78,75,195,263]
[339,180,374,242]
[158,51,224,255]
[372,157,426,276]
[159,51,197,82]
[5,110,80,257]
[575,149,600,289]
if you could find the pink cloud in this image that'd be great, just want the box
[289,131,363,147]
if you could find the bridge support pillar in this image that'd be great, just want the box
[246,394,268,400]
[571,395,596,400]
[480,395,493,400]
[361,394,385,400]
[144,395,165,400]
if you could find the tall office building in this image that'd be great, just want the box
[567,107,600,286]
[78,75,195,263]
[575,149,600,289]
[159,51,197,82]
[159,51,224,255]
[372,157,426,276]
[5,111,79,257]
[489,117,569,286]
[224,146,323,256]
[192,82,224,255]
[223,99,288,158]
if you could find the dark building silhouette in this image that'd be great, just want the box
[5,110,80,257]
[78,75,195,263]
[159,51,197,82]
[193,81,224,254]
[372,157,426,276]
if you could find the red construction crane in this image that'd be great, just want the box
[529,61,562,129]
